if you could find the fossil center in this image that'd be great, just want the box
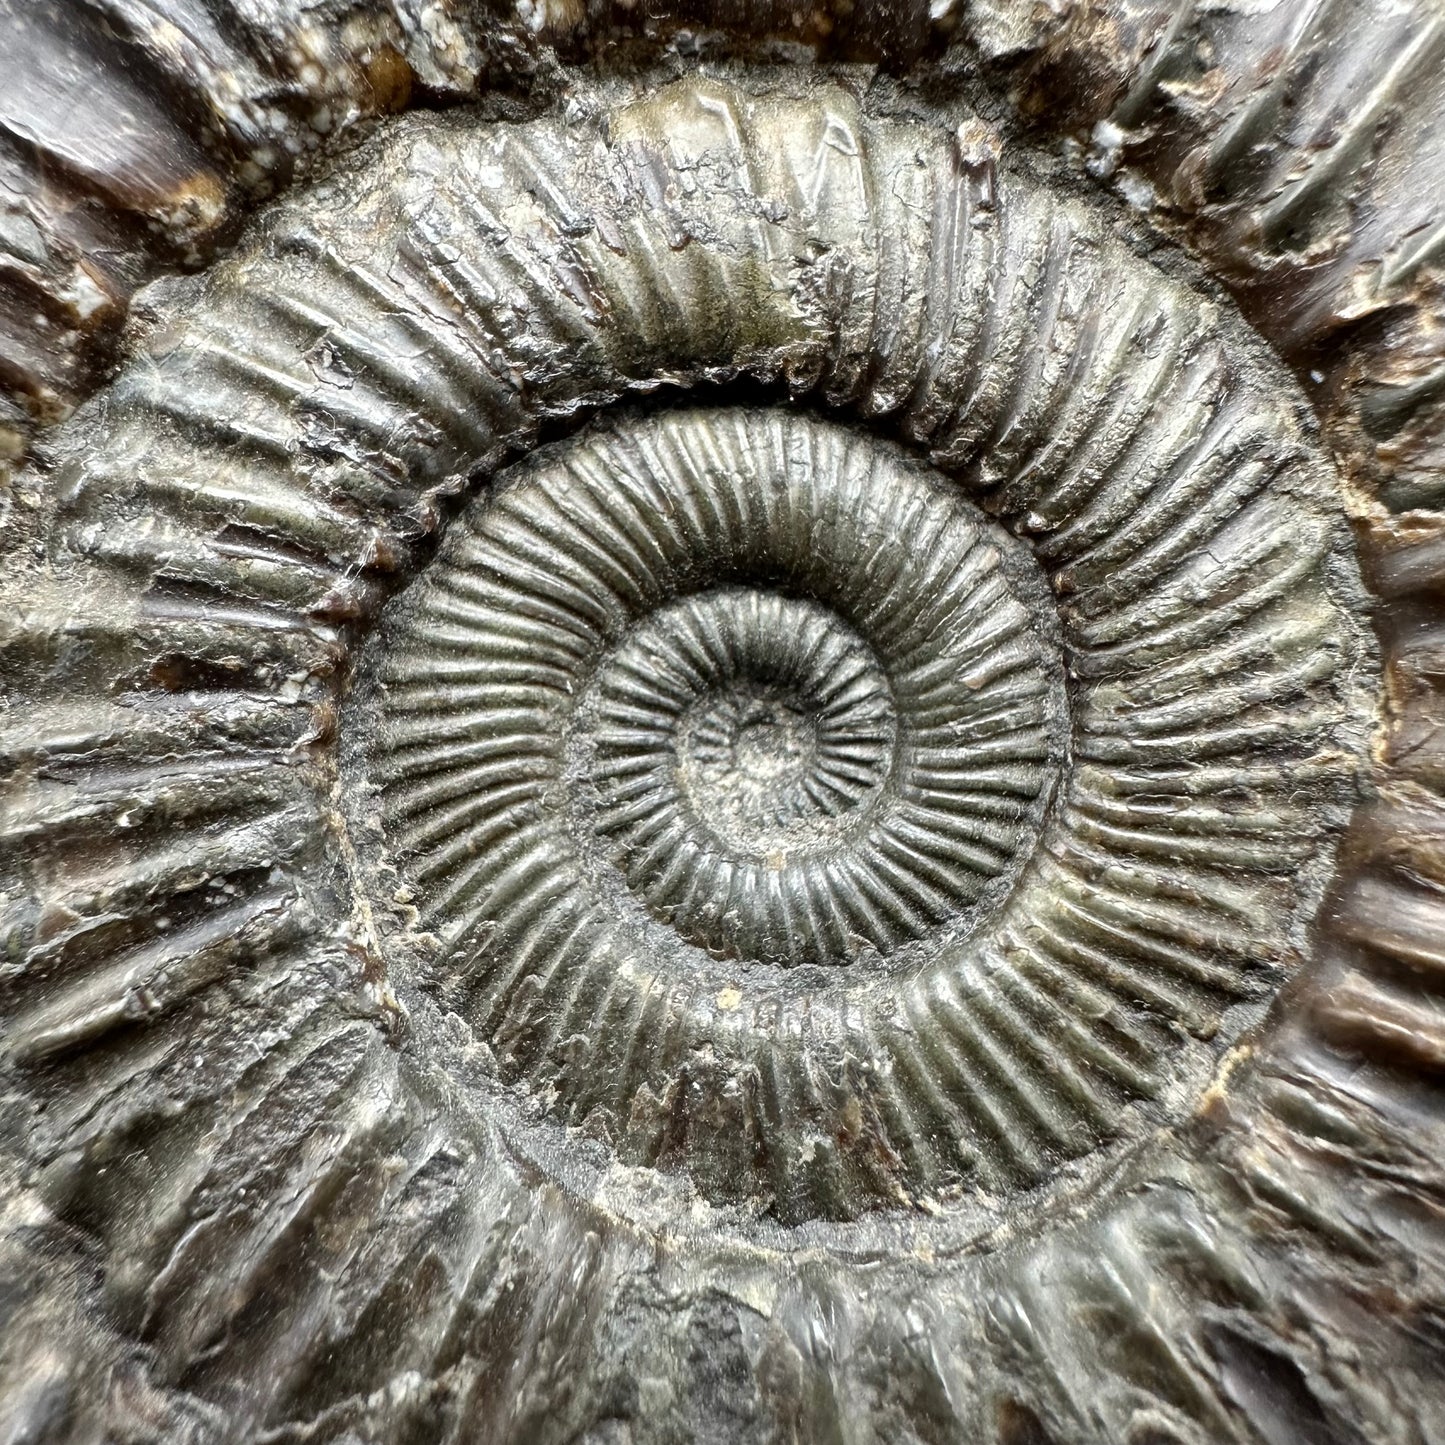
[604,590,895,857]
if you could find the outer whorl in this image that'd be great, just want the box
[1,56,1429,1445]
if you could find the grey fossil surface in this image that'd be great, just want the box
[1,5,1443,1444]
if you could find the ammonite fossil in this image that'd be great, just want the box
[1,5,1443,1443]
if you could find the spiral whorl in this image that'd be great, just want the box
[598,590,894,841]
[8,75,1373,1233]
[364,383,1364,1220]
[375,411,1061,985]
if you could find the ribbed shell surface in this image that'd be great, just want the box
[0,60,1426,1445]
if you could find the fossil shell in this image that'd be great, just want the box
[0,9,1443,1445]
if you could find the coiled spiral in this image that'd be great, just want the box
[361,377,1365,1219]
[8,76,1373,1236]
[374,412,1061,974]
[0,3,1435,1428]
